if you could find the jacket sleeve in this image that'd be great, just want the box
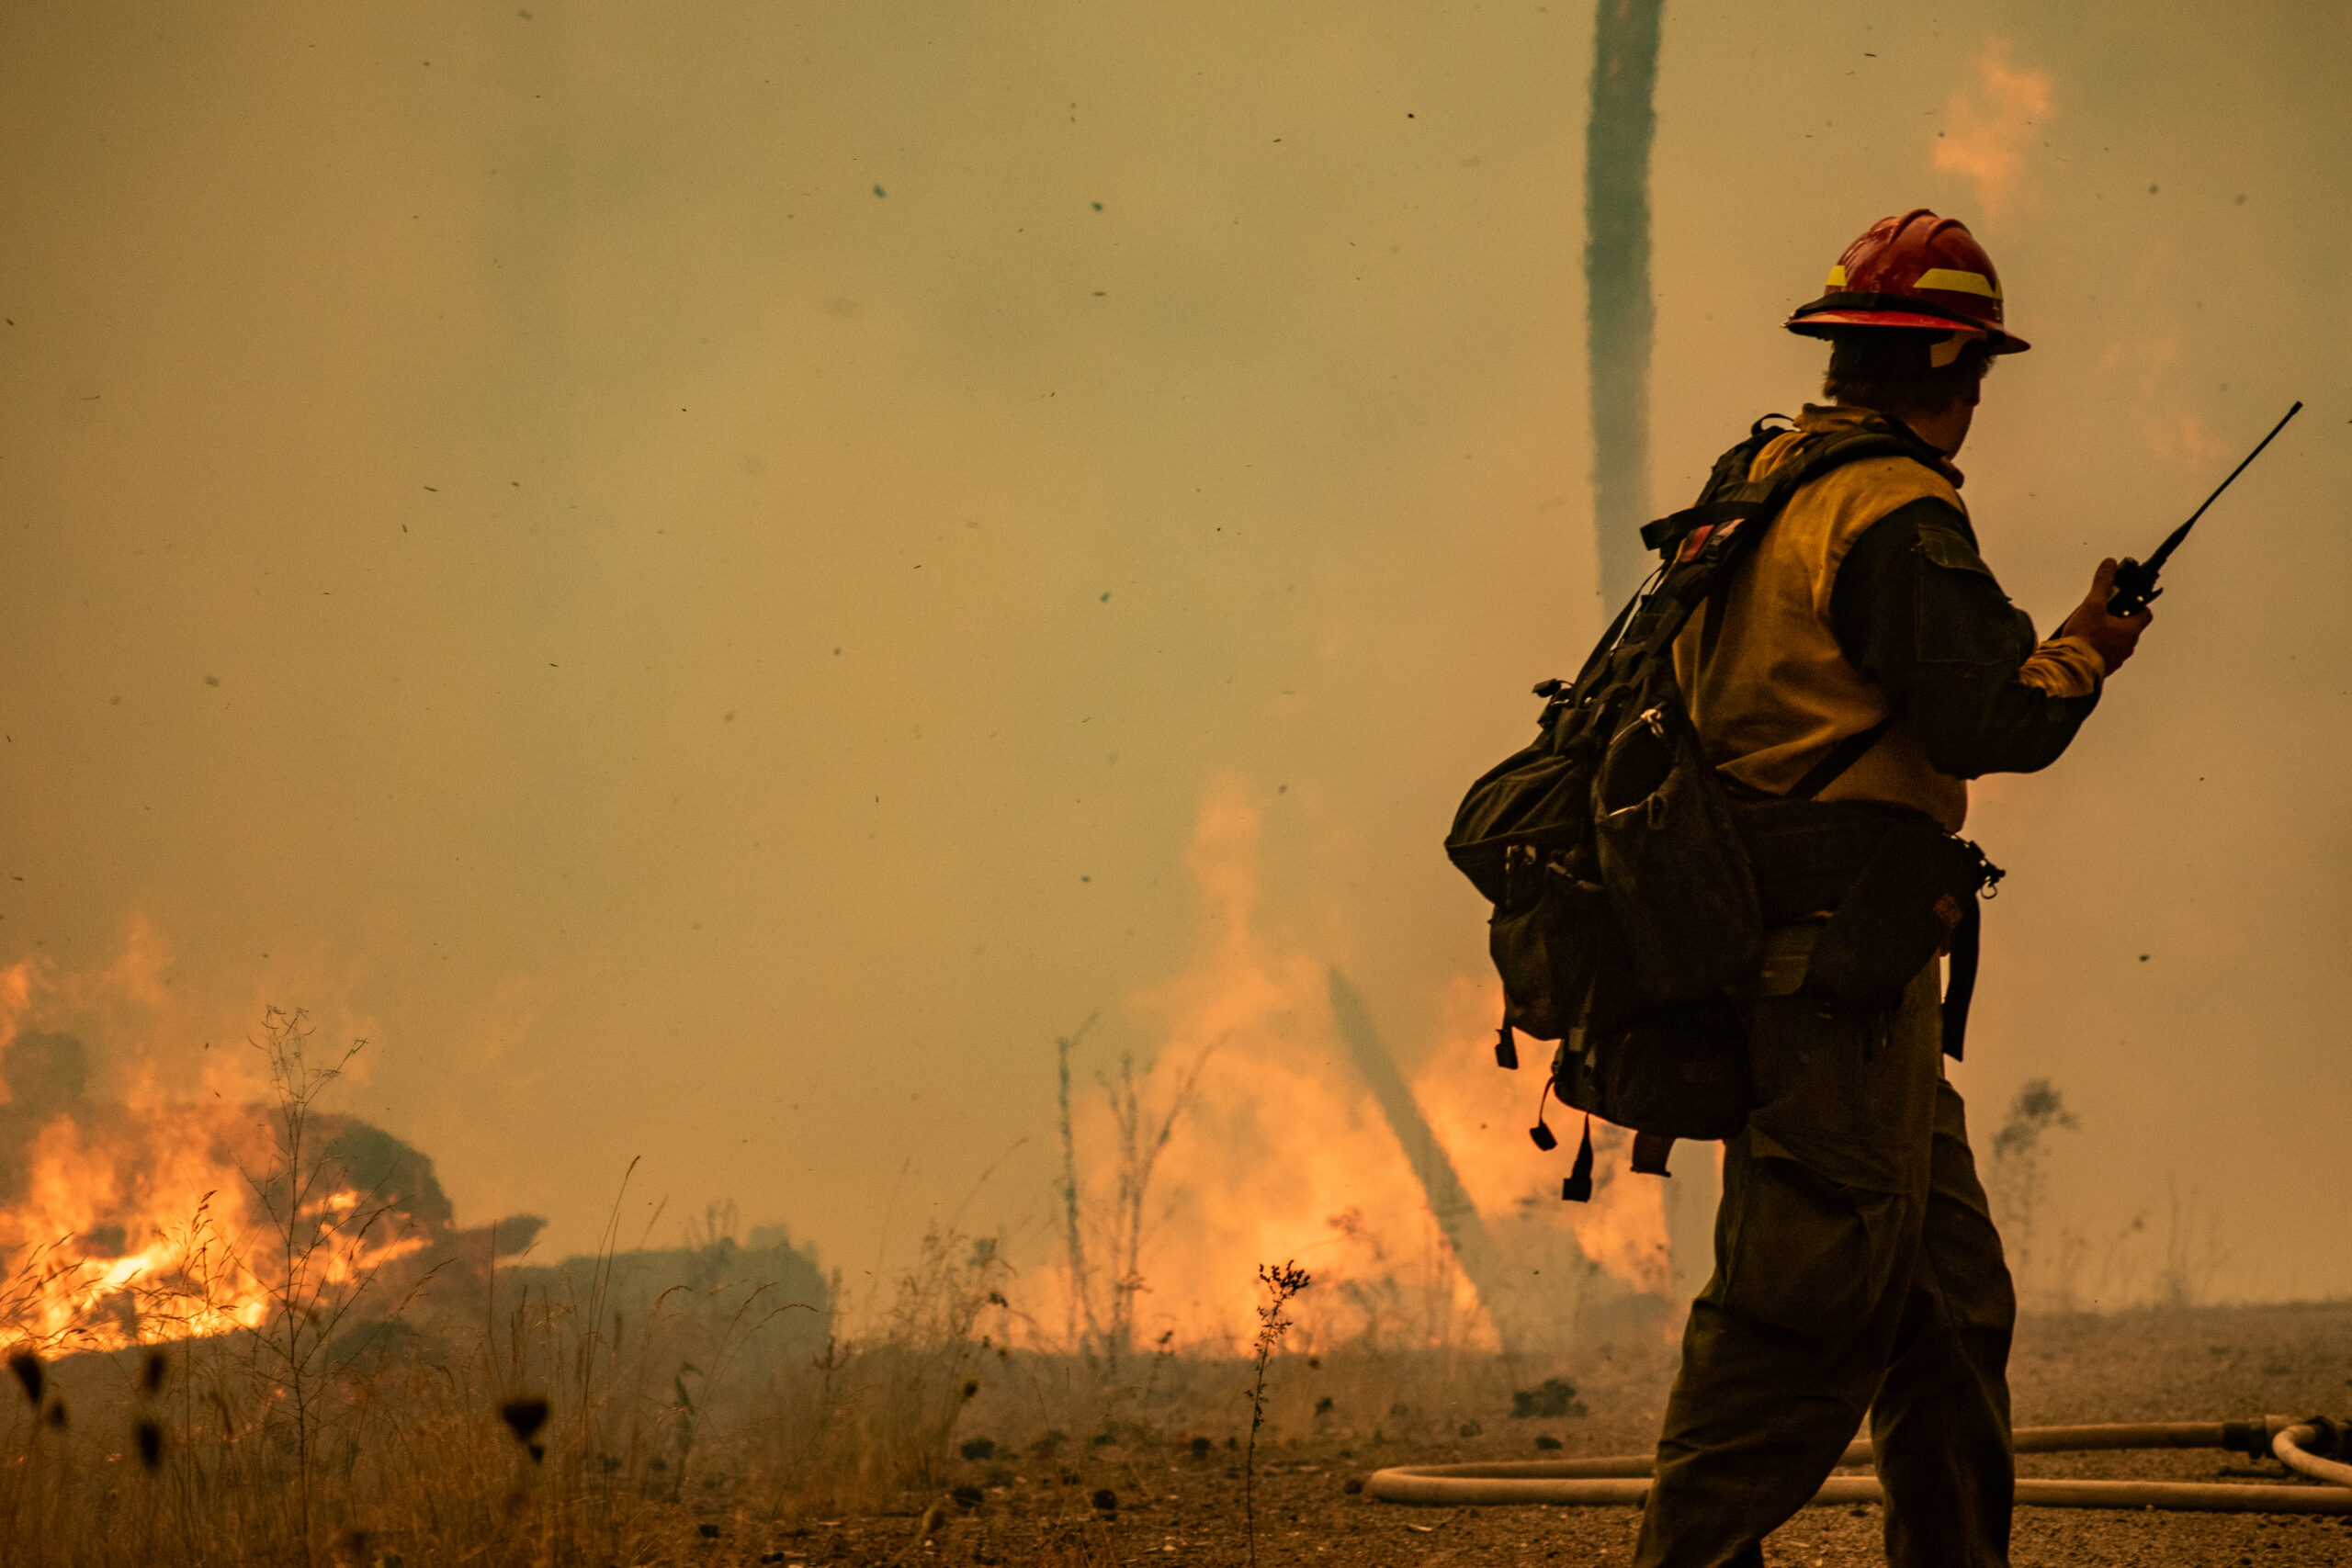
[1828,496,2103,779]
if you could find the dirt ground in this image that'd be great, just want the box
[743,1300,2352,1567]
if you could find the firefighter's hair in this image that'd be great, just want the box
[1820,328,1996,422]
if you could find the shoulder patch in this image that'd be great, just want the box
[1914,522,1999,583]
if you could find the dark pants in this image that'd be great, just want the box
[1634,953,2017,1568]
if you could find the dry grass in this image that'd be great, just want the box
[2,1031,2332,1568]
[0,1246,1627,1568]
[0,1011,1633,1566]
[0,1235,977,1565]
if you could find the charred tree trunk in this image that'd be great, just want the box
[1586,0,1666,607]
[1328,969,1532,1358]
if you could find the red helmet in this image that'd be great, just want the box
[1785,209,2030,354]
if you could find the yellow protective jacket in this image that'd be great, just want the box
[1672,406,2104,832]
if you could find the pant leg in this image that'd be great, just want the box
[1634,962,1944,1568]
[1870,1080,2017,1568]
[1634,1235,1904,1568]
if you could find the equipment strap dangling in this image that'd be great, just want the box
[1561,1117,1596,1203]
[1942,894,1983,1061]
[1528,1075,1560,1151]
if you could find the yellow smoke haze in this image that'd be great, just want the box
[0,1,2346,1341]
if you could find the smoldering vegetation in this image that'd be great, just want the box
[0,1001,1665,1566]
[0,1010,2322,1568]
[0,1198,1651,1566]
[5,1218,2345,1568]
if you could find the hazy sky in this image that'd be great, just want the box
[3,1,2346,1319]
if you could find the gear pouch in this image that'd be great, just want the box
[1554,996,1751,1143]
[1805,818,1985,1006]
[1591,699,1764,1003]
[1490,865,1652,1042]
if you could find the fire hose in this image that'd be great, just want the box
[1366,1416,2352,1513]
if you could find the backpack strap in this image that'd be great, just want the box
[1635,408,1945,573]
[1555,570,1653,700]
[1662,421,1938,790]
[1784,716,1895,801]
[1640,415,1792,557]
[1558,417,1950,750]
[1751,420,1950,798]
[1640,424,1922,642]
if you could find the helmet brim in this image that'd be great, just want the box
[1786,307,2031,355]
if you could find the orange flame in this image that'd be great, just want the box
[0,953,430,1357]
[1041,779,1668,1352]
[1931,40,2055,221]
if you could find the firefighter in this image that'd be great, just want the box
[1632,211,2152,1568]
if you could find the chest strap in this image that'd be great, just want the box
[1784,715,1897,802]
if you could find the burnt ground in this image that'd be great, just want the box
[727,1301,2352,1567]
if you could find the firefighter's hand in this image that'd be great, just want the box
[2059,558,2154,674]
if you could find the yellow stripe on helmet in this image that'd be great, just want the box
[1826,264,1849,288]
[1915,267,2002,299]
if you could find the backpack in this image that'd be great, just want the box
[1444,416,1939,1195]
